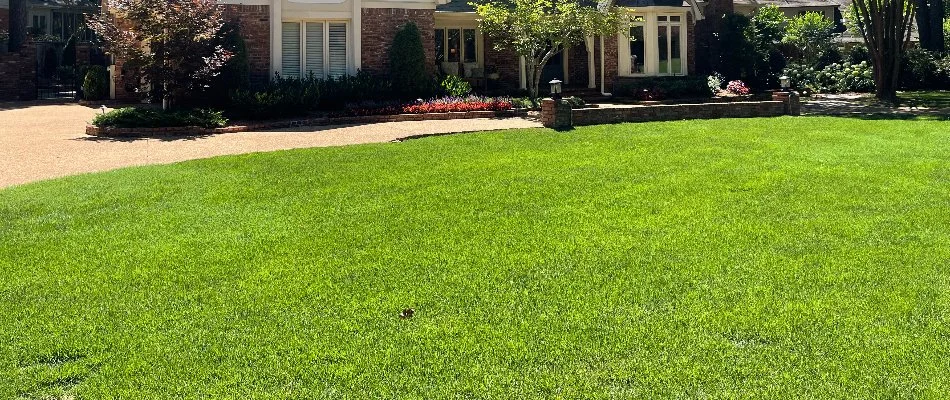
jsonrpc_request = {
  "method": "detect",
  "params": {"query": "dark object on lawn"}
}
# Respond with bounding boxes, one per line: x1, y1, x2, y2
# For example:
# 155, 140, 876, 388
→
399, 308, 415, 319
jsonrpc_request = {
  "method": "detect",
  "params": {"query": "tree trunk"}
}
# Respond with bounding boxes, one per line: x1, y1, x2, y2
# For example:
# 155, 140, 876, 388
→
8, 0, 29, 51
930, 0, 945, 51
916, 0, 933, 49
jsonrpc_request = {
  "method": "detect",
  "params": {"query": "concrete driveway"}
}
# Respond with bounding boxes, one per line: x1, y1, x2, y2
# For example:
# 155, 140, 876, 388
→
0, 103, 541, 189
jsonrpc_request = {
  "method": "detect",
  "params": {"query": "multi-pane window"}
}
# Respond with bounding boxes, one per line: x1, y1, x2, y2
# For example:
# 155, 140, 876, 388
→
32, 15, 48, 34
657, 15, 683, 75
281, 21, 348, 79
629, 18, 645, 74
435, 28, 477, 64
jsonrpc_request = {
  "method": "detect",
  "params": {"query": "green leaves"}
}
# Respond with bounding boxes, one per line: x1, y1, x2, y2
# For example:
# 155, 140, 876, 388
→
474, 0, 627, 96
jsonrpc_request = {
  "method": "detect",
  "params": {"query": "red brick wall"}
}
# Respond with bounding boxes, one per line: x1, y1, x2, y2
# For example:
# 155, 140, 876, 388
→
603, 35, 618, 93
361, 8, 435, 76
567, 42, 589, 88
687, 11, 696, 75
0, 41, 37, 101
483, 36, 520, 90
572, 101, 785, 126
0, 8, 9, 32
223, 4, 270, 87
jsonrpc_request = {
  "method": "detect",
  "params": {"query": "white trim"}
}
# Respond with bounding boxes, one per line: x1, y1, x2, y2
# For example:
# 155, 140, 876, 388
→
283, 11, 353, 19
600, 35, 608, 95
362, 1, 436, 8
586, 36, 595, 89
617, 11, 688, 77
270, 0, 282, 77
562, 47, 570, 85
352, 0, 362, 72
518, 56, 526, 90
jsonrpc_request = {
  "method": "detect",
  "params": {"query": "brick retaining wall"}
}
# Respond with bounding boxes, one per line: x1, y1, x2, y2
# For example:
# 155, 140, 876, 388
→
570, 101, 786, 126
540, 100, 790, 128
0, 42, 37, 101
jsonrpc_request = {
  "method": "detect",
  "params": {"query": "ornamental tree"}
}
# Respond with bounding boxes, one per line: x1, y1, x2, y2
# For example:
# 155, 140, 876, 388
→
782, 11, 836, 65
88, 0, 232, 108
474, 0, 627, 98
849, 0, 916, 100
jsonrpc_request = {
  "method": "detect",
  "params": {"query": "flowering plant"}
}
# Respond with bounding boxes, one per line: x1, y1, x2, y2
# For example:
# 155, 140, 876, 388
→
725, 80, 750, 95
402, 96, 513, 114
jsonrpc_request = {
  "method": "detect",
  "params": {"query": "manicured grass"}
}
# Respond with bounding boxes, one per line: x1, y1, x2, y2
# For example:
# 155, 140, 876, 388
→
899, 90, 950, 108
2, 117, 950, 398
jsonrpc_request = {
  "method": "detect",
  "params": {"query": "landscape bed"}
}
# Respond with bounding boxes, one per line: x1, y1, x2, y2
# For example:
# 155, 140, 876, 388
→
3, 116, 950, 398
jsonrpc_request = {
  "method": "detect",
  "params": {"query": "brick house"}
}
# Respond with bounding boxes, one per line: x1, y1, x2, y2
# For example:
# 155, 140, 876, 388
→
219, 0, 710, 94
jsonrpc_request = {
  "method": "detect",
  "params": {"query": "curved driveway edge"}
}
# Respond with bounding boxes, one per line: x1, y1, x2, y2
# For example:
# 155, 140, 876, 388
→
0, 104, 542, 189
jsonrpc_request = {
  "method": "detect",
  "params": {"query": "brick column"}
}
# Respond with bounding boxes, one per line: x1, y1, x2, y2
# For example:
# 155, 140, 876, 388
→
541, 98, 573, 130
771, 91, 801, 116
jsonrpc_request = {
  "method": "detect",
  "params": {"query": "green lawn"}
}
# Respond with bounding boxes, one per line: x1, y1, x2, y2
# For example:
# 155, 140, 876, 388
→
899, 90, 950, 108
2, 117, 950, 398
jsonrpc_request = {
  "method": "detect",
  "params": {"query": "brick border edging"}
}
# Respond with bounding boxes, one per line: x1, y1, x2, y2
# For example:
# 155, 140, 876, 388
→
85, 110, 528, 137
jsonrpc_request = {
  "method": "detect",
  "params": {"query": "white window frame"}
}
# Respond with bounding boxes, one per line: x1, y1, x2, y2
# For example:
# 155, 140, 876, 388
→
281, 19, 350, 79
656, 14, 686, 76
434, 26, 482, 66
617, 9, 689, 77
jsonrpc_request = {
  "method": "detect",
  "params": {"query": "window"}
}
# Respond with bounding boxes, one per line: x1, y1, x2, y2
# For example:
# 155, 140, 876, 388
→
281, 21, 348, 79
435, 29, 445, 63
629, 20, 645, 74
463, 29, 476, 63
32, 15, 47, 34
657, 15, 683, 75
435, 28, 478, 64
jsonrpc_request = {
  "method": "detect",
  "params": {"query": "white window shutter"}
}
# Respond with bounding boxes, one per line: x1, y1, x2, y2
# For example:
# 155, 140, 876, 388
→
281, 22, 301, 79
305, 22, 325, 79
328, 23, 348, 78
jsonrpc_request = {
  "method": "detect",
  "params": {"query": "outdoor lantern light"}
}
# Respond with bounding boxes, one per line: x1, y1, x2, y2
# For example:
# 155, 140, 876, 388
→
780, 75, 791, 91
549, 79, 563, 100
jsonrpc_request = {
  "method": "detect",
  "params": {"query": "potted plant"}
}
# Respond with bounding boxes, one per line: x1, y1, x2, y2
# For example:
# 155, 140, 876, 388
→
0, 30, 9, 55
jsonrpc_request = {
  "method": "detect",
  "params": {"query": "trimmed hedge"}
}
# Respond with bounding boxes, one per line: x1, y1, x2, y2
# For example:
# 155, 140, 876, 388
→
92, 108, 228, 129
613, 76, 711, 100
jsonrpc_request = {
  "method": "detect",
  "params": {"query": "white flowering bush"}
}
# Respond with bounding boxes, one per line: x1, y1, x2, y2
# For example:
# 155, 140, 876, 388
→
783, 61, 874, 93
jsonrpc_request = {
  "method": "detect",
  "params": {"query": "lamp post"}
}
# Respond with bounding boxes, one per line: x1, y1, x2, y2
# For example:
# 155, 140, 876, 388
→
549, 79, 562, 101
779, 75, 791, 92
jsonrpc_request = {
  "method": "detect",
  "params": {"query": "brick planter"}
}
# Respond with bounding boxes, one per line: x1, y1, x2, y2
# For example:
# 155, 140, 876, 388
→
86, 110, 528, 137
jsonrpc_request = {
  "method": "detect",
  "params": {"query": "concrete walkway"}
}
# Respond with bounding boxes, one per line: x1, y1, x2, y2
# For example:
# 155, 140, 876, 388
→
0, 103, 541, 189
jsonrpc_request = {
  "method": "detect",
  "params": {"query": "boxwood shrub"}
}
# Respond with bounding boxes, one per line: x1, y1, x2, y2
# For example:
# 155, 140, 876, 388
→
613, 76, 711, 101
92, 108, 228, 129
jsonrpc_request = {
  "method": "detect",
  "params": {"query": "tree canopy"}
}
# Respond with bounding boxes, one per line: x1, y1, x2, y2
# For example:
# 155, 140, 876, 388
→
89, 0, 233, 108
474, 0, 627, 97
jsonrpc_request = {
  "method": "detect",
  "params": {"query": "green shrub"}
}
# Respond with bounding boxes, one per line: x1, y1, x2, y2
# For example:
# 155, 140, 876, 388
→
227, 70, 396, 119
92, 108, 228, 128
83, 65, 110, 101
783, 12, 836, 65
846, 45, 871, 64
563, 96, 585, 108
390, 22, 433, 98
783, 61, 874, 93
901, 47, 949, 90
441, 75, 471, 97
511, 97, 539, 109
613, 76, 711, 100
